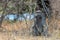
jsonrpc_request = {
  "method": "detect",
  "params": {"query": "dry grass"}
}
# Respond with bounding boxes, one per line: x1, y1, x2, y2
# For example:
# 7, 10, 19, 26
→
2, 20, 34, 31
0, 20, 60, 40
0, 31, 60, 40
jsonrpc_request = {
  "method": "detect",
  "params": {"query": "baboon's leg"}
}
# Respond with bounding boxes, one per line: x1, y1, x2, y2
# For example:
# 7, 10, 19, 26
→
37, 25, 44, 36
42, 24, 48, 36
32, 26, 41, 36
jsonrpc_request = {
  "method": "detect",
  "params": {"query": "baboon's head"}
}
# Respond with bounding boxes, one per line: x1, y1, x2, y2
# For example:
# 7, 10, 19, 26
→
35, 15, 42, 22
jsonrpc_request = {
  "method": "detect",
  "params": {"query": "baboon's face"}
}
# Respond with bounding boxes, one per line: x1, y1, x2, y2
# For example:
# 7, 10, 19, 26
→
35, 15, 42, 22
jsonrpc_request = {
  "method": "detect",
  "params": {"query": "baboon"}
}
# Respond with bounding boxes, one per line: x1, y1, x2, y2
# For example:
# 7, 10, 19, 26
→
32, 10, 48, 36
32, 15, 44, 36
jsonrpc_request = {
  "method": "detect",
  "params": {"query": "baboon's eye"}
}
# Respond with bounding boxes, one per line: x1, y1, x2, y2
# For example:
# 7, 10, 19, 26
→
38, 16, 42, 19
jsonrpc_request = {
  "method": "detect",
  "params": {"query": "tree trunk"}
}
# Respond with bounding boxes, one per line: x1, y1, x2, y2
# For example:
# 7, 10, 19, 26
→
0, 14, 5, 27
0, 1, 7, 27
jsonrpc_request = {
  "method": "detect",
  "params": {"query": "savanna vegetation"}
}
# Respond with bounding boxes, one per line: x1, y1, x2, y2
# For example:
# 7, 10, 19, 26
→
0, 0, 60, 40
